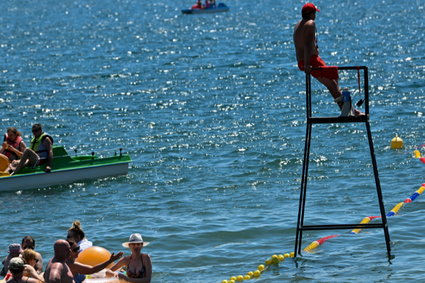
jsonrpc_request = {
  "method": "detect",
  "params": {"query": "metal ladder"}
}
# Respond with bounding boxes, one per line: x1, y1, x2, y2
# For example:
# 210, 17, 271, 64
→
294, 66, 392, 259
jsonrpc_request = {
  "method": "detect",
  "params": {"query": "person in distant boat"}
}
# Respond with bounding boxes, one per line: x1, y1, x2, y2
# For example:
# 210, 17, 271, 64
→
192, 0, 204, 9
9, 123, 53, 174
5, 257, 39, 283
22, 249, 45, 282
293, 3, 363, 116
0, 127, 26, 162
205, 0, 216, 8
66, 240, 123, 283
67, 220, 93, 252
43, 240, 75, 283
110, 233, 152, 283
21, 235, 44, 273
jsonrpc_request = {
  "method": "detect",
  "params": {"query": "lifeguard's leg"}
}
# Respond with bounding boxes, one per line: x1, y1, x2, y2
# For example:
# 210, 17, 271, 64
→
315, 77, 342, 101
315, 76, 364, 116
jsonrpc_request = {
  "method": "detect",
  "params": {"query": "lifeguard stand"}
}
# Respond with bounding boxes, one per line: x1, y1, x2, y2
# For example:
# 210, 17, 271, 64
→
294, 66, 392, 259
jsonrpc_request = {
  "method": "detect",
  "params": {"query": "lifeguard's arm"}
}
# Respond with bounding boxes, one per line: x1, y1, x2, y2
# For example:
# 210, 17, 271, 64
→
303, 20, 316, 72
70, 252, 124, 275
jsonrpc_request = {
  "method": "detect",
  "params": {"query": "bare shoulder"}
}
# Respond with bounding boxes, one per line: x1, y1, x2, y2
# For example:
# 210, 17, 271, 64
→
44, 136, 53, 145
303, 20, 315, 30
142, 253, 151, 262
121, 255, 132, 263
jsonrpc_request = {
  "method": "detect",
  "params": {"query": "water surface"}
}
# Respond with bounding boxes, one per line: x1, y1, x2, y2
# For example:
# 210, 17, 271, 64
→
1, 0, 424, 282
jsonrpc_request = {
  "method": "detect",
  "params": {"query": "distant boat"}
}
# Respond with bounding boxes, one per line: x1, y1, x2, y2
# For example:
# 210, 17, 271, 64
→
182, 3, 229, 14
0, 146, 131, 192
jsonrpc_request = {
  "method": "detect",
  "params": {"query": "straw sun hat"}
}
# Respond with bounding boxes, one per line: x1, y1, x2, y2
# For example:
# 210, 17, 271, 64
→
122, 233, 150, 248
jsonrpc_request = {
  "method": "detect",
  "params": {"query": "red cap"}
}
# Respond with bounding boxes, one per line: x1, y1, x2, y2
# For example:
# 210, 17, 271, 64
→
302, 3, 320, 13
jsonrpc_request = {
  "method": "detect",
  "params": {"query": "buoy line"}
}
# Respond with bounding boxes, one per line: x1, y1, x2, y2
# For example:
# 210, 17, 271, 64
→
221, 184, 425, 282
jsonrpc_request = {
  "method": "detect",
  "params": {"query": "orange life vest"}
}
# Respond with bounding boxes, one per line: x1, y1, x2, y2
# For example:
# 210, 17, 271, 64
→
3, 133, 23, 160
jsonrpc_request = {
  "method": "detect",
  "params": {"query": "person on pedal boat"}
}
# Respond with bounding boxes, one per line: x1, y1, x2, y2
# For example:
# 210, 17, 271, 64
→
9, 123, 53, 174
0, 127, 26, 162
192, 0, 204, 9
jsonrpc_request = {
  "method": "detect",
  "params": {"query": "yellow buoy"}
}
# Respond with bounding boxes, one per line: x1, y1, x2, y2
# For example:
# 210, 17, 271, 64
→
413, 150, 421, 158
390, 134, 403, 149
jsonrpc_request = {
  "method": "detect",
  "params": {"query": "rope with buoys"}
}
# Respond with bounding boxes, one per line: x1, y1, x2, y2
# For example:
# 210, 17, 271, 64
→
221, 184, 425, 282
413, 149, 425, 164
303, 184, 425, 252
221, 252, 295, 283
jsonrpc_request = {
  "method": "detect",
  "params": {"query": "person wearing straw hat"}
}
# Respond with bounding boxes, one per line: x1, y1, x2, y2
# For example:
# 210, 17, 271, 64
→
110, 233, 152, 283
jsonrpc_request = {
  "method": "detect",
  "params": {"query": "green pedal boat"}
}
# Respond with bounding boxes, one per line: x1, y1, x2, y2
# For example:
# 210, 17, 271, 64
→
0, 146, 131, 192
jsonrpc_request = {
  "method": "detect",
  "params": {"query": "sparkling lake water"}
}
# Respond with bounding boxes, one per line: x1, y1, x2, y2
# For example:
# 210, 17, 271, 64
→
1, 0, 425, 282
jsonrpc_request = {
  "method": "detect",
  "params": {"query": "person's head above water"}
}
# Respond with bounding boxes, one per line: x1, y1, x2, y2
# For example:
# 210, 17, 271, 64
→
53, 239, 71, 261
67, 220, 85, 242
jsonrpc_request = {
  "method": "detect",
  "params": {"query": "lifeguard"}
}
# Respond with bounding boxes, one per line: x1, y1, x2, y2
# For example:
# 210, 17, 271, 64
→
293, 3, 363, 116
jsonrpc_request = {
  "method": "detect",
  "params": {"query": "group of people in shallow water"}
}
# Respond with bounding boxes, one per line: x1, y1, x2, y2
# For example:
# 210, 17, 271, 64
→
191, 0, 217, 9
0, 124, 53, 175
1, 221, 152, 283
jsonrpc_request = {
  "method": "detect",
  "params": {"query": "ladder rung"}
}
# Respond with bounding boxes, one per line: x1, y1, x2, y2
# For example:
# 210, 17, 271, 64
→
300, 223, 386, 231
308, 115, 369, 124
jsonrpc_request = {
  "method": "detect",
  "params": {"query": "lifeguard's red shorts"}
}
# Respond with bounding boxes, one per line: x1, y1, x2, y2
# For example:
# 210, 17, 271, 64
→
298, 55, 338, 80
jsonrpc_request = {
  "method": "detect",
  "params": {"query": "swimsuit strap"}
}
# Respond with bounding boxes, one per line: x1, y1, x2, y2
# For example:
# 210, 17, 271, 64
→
127, 255, 145, 278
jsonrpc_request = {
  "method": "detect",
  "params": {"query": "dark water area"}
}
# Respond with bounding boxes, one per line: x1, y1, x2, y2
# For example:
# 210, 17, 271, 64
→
1, 0, 424, 282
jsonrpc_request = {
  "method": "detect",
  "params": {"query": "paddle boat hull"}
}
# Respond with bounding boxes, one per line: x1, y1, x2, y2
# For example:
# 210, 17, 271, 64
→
182, 3, 229, 14
0, 146, 131, 192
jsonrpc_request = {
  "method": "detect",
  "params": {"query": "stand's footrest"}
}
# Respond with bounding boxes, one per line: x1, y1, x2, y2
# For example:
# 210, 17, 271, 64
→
308, 115, 369, 124
300, 223, 386, 231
